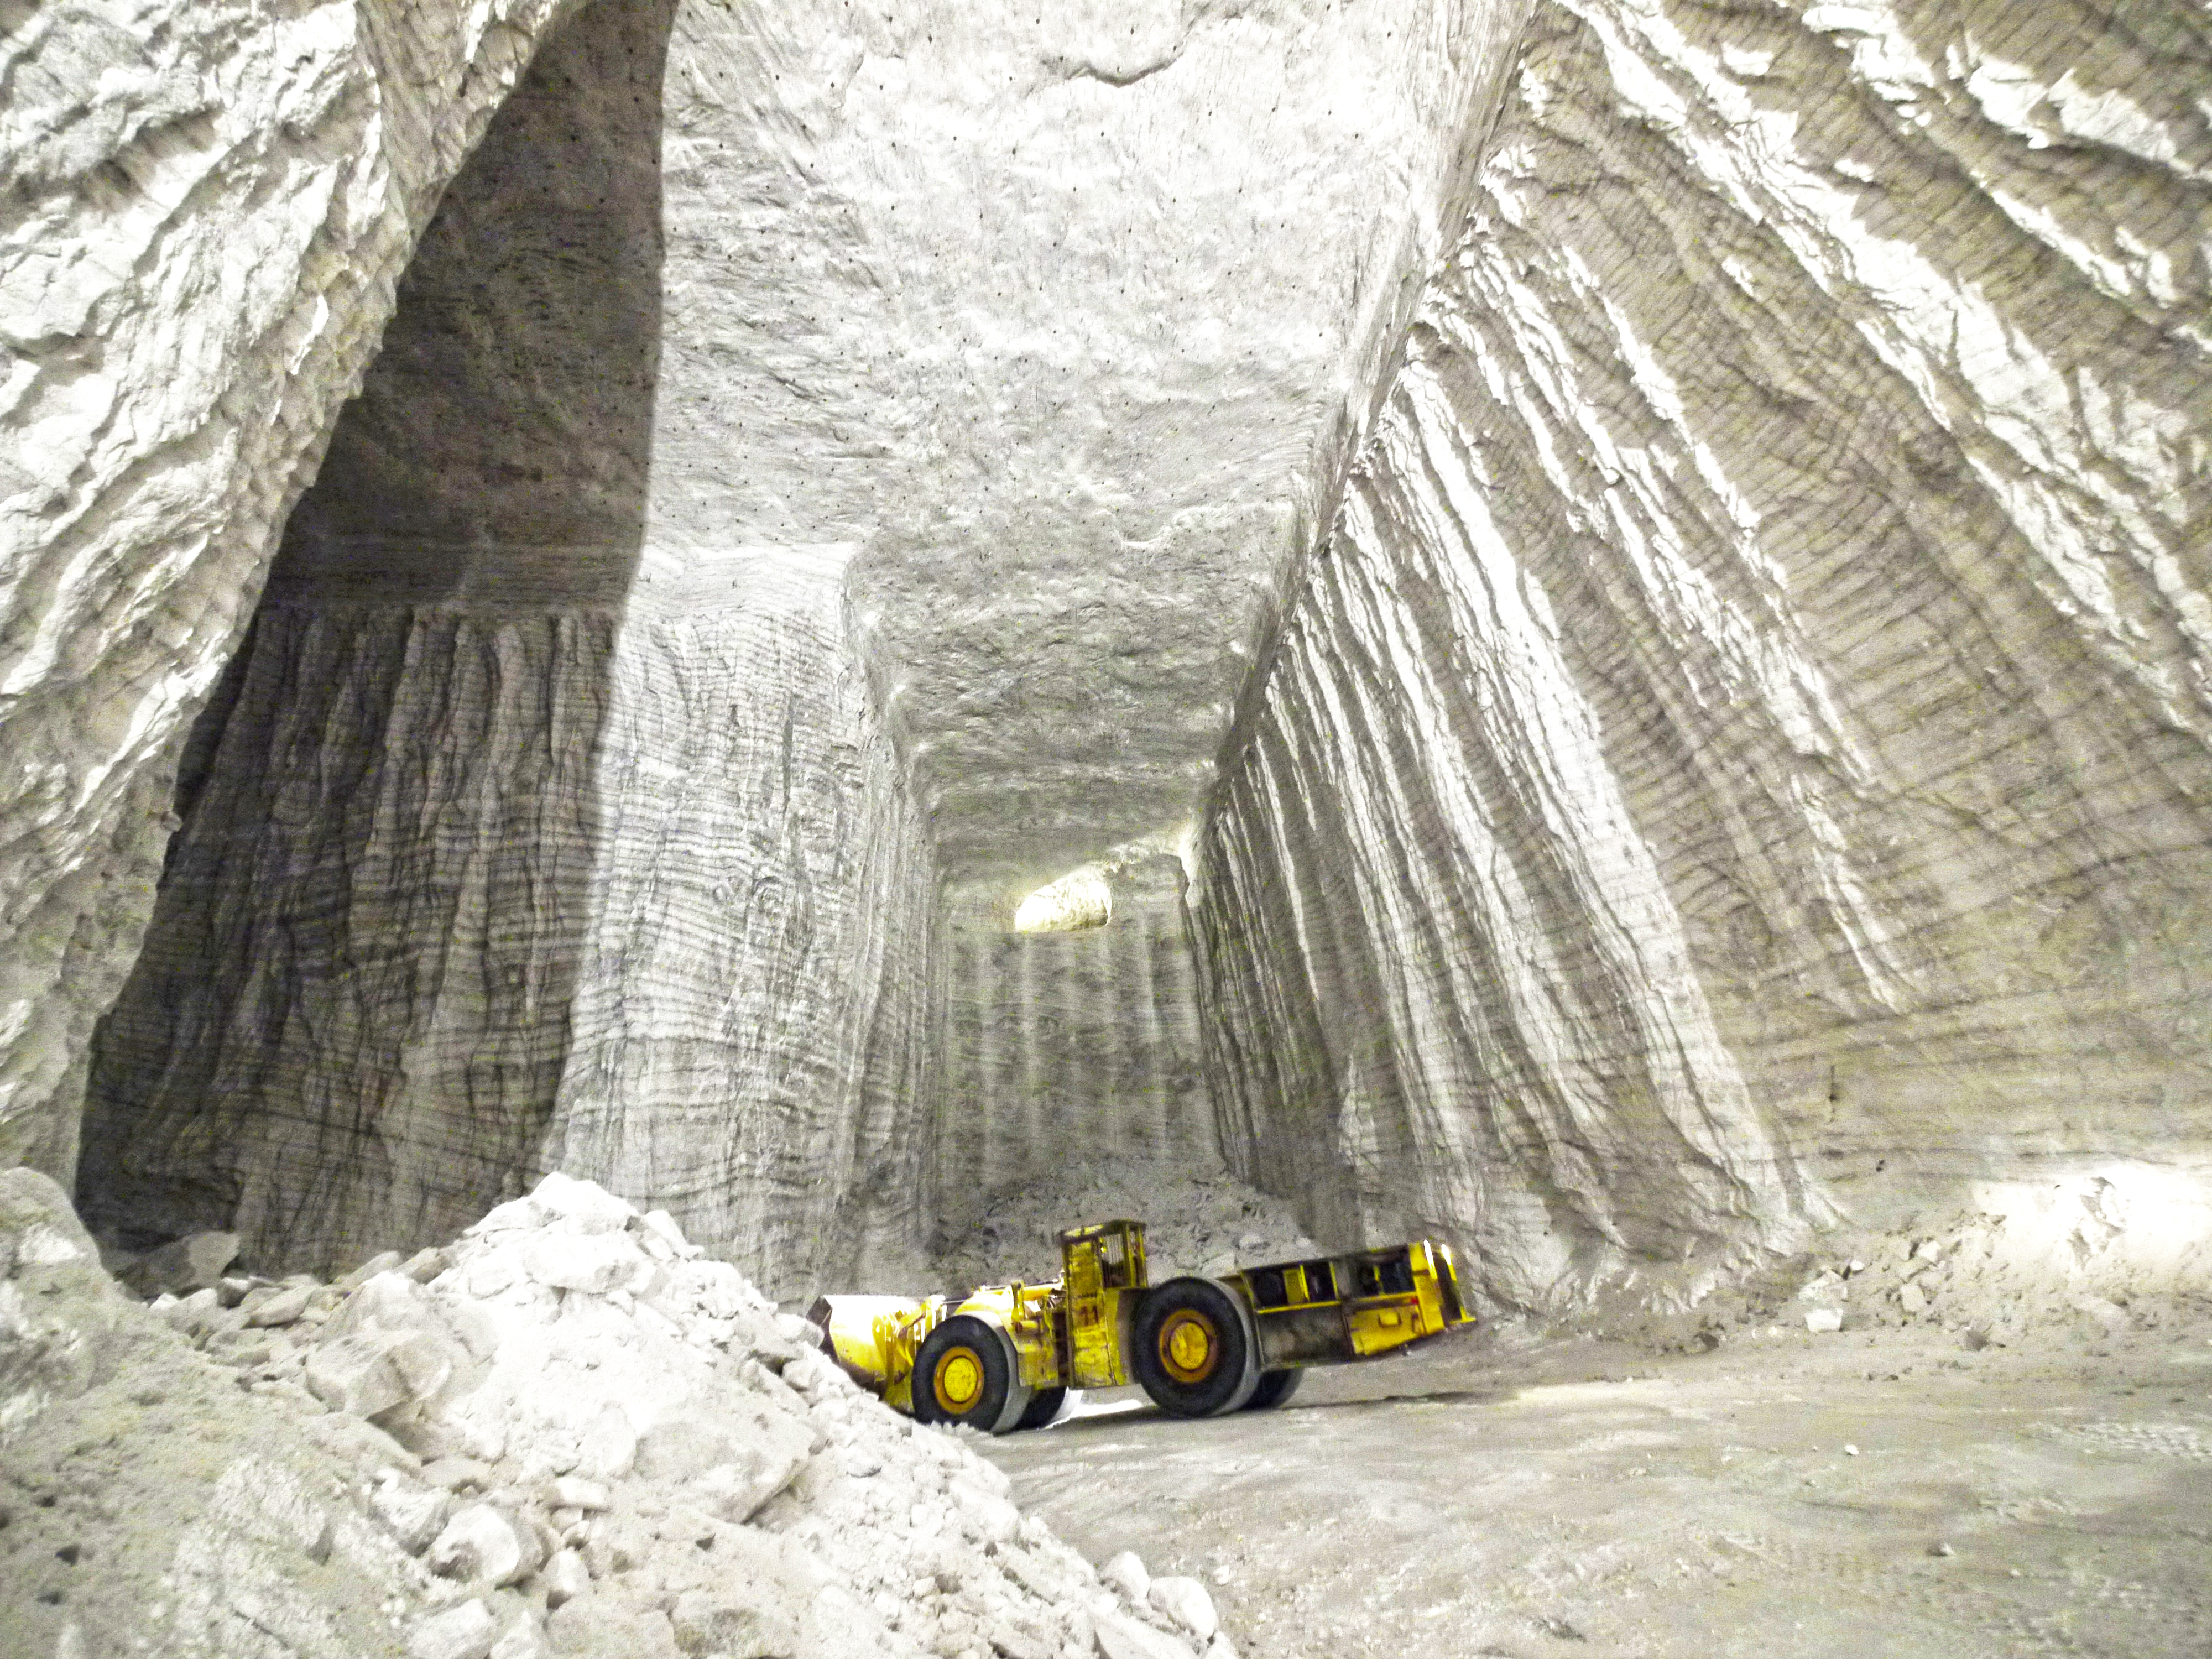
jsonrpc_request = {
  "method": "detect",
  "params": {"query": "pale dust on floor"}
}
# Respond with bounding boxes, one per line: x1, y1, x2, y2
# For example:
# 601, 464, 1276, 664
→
981, 1318, 2212, 1658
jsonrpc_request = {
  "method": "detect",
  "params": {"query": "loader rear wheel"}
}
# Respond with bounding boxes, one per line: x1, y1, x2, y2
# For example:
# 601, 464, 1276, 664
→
1134, 1279, 1260, 1418
913, 1316, 1032, 1434
1241, 1369, 1302, 1411
1015, 1386, 1067, 1430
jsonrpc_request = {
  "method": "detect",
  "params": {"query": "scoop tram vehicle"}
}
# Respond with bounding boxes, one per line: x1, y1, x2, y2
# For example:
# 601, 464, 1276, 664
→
808, 1219, 1475, 1432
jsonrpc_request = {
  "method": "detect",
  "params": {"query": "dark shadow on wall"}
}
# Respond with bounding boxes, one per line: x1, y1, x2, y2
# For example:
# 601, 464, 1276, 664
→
76, 0, 677, 1271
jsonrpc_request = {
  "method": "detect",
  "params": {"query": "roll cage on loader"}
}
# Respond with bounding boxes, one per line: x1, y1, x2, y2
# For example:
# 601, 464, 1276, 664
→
810, 1219, 1475, 1433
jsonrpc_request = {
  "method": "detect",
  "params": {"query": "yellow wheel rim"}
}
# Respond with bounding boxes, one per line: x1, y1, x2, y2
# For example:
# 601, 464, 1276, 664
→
1159, 1309, 1219, 1385
933, 1344, 987, 1414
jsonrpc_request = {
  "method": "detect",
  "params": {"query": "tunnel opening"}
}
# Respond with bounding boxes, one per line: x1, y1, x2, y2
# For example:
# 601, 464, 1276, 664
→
1011, 865, 1113, 934
73, 0, 679, 1272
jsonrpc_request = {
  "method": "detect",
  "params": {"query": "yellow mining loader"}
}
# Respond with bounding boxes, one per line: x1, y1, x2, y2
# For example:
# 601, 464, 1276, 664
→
810, 1220, 1474, 1432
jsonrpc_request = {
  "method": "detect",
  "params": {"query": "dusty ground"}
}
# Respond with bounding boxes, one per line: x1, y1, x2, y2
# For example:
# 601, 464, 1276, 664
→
982, 1318, 2212, 1658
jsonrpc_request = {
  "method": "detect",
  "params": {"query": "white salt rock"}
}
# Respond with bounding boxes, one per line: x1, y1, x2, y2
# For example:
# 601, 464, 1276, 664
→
957, 1486, 1021, 1546
336, 1250, 406, 1292
1804, 1307, 1844, 1334
687, 1437, 809, 1523
335, 1270, 446, 1335
408, 1599, 497, 1659
529, 1173, 636, 1234
1149, 1578, 1218, 1641
371, 1474, 451, 1553
547, 1475, 611, 1512
524, 1232, 645, 1295
1100, 1551, 1150, 1604
1204, 1636, 1241, 1659
670, 1585, 802, 1659
543, 1548, 591, 1608
675, 1259, 749, 1319
487, 1613, 550, 1659
547, 1596, 682, 1659
429, 1504, 541, 1587
574, 1407, 639, 1481
640, 1209, 700, 1258
305, 1332, 413, 1418
464, 1253, 518, 1298
243, 1281, 315, 1327
470, 1199, 543, 1239
775, 1311, 826, 1350
122, 1231, 237, 1297
1094, 1606, 1196, 1659
161, 1287, 220, 1335
421, 1456, 496, 1493
1898, 1282, 1928, 1316
653, 1506, 718, 1547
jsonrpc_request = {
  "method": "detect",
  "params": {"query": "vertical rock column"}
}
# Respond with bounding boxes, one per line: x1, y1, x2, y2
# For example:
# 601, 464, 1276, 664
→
77, 0, 675, 1268
545, 554, 942, 1299
0, 0, 588, 1177
77, 0, 946, 1295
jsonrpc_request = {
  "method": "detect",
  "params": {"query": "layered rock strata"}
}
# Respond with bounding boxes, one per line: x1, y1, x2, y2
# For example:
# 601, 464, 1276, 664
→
1191, 0, 2212, 1308
937, 856, 1216, 1237
0, 0, 587, 1177
80, 1, 942, 1297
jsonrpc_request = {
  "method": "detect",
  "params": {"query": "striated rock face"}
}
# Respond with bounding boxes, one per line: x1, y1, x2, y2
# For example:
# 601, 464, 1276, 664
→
938, 855, 1217, 1237
17, 0, 2212, 1317
543, 571, 943, 1298
79, 0, 941, 1297
49, 0, 1531, 1285
1191, 0, 2212, 1307
82, 607, 619, 1266
0, 0, 587, 1177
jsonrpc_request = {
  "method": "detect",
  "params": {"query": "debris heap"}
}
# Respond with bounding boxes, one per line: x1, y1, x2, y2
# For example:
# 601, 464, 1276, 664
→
3, 1168, 1235, 1659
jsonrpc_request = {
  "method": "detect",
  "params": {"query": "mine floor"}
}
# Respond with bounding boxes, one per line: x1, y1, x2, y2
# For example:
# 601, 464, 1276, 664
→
982, 1319, 2212, 1658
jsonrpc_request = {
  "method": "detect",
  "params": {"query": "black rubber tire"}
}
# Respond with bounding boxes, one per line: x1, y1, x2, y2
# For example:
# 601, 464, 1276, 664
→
1133, 1278, 1260, 1418
1241, 1368, 1303, 1411
1015, 1385, 1068, 1431
912, 1316, 1032, 1434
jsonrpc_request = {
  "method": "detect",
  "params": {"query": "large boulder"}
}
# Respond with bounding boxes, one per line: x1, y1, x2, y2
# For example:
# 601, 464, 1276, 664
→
0, 1167, 129, 1439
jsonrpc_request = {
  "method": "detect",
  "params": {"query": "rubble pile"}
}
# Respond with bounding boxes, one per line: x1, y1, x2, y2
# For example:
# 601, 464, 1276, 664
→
4, 1168, 1239, 1659
935, 1160, 1320, 1295
1585, 1170, 2212, 1356
1784, 1175, 2212, 1349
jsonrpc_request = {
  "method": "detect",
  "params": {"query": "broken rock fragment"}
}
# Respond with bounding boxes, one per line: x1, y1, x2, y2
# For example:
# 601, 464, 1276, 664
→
429, 1503, 544, 1586
1100, 1550, 1151, 1604
119, 1230, 238, 1299
1149, 1577, 1218, 1641
410, 1598, 498, 1659
524, 1231, 648, 1295
1094, 1606, 1198, 1659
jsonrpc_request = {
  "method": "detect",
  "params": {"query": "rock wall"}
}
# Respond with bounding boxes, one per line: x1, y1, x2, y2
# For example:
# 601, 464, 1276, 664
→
0, 0, 586, 1177
80, 607, 619, 1269
544, 565, 944, 1299
938, 856, 1217, 1237
1192, 0, 2212, 1310
79, 0, 943, 1298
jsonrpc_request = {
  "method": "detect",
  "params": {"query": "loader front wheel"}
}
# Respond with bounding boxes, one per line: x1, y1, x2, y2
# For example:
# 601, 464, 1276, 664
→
1015, 1386, 1067, 1430
913, 1316, 1032, 1434
1134, 1279, 1259, 1418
